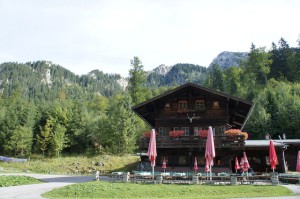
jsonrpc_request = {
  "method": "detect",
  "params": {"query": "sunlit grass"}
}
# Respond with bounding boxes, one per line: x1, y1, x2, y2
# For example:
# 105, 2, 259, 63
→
0, 154, 139, 174
43, 181, 294, 199
0, 175, 42, 187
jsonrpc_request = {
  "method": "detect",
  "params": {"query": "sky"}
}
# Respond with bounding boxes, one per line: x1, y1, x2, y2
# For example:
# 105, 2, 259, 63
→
0, 0, 299, 77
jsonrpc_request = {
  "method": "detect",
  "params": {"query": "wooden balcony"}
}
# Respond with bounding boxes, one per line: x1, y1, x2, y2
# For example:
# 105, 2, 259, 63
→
139, 135, 245, 150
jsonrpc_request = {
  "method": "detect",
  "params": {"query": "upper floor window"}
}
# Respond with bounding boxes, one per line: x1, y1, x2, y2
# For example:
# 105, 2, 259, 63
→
164, 103, 171, 110
178, 100, 187, 109
195, 100, 205, 110
212, 100, 220, 109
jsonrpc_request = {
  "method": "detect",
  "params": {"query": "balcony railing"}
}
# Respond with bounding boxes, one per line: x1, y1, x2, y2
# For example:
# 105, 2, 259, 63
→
140, 135, 245, 149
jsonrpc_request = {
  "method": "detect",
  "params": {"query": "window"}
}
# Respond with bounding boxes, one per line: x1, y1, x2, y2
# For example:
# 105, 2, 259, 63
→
193, 127, 204, 136
178, 100, 187, 109
173, 127, 179, 131
195, 100, 205, 110
181, 127, 189, 136
164, 103, 171, 110
158, 127, 166, 136
212, 100, 220, 109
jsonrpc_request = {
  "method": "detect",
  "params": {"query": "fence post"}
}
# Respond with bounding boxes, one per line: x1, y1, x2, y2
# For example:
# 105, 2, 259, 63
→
94, 171, 100, 181
192, 174, 199, 184
123, 172, 130, 183
230, 174, 237, 185
271, 172, 279, 186
156, 174, 163, 184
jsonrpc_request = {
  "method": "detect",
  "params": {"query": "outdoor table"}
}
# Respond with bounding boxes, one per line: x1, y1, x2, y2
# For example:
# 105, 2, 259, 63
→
111, 172, 123, 175
161, 172, 171, 176
111, 171, 123, 178
172, 173, 187, 180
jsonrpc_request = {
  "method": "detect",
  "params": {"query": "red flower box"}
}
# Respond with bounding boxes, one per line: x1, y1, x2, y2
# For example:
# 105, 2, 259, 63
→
197, 130, 208, 138
224, 129, 248, 140
169, 130, 185, 137
143, 130, 157, 137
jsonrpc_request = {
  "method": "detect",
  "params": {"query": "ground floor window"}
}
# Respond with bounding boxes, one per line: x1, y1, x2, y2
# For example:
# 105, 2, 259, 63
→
181, 127, 189, 135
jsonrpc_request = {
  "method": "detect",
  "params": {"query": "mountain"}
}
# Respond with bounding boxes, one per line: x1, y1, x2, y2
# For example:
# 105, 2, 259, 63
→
209, 51, 248, 69
147, 63, 208, 87
0, 61, 125, 102
0, 51, 247, 101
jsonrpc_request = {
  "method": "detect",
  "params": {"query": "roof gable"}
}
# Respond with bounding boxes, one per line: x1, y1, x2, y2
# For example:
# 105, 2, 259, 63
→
132, 83, 253, 128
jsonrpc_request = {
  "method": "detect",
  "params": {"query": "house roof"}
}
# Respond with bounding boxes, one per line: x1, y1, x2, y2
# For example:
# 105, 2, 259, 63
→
245, 139, 300, 148
132, 83, 253, 128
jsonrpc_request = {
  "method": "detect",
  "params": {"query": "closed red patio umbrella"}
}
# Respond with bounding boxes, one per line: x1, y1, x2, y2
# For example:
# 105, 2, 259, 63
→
243, 152, 250, 173
147, 129, 157, 177
162, 157, 167, 172
297, 151, 300, 172
269, 140, 278, 172
235, 157, 240, 173
205, 126, 215, 181
194, 157, 198, 171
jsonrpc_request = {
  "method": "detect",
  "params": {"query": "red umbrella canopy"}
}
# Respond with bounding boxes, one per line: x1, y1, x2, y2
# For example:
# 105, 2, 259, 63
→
297, 151, 300, 172
162, 157, 167, 169
194, 157, 198, 171
269, 140, 278, 171
235, 157, 241, 171
205, 126, 215, 166
147, 129, 157, 167
243, 152, 250, 172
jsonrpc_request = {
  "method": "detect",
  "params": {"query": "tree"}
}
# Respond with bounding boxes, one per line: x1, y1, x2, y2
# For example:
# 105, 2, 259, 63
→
205, 64, 224, 91
51, 124, 67, 157
37, 119, 52, 156
106, 94, 137, 154
244, 43, 272, 86
128, 57, 147, 105
223, 66, 242, 96
3, 126, 33, 156
269, 38, 292, 79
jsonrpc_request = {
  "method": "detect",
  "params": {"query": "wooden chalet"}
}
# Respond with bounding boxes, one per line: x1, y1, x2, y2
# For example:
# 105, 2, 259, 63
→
133, 83, 256, 173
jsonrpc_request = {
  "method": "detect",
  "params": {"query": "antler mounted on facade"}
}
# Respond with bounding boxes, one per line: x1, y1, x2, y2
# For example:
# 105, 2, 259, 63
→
187, 113, 196, 123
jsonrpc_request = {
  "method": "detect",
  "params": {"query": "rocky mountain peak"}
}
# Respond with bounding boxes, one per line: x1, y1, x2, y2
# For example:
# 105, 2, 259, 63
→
152, 64, 172, 76
209, 51, 248, 68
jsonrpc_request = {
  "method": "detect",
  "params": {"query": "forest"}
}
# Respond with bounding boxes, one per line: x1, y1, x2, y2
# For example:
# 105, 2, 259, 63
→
0, 37, 299, 158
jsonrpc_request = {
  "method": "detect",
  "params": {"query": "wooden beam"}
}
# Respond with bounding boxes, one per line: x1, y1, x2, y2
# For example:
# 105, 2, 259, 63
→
233, 121, 243, 126
234, 112, 246, 118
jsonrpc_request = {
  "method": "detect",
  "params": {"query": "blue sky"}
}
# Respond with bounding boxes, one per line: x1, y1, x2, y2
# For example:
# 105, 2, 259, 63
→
0, 0, 299, 77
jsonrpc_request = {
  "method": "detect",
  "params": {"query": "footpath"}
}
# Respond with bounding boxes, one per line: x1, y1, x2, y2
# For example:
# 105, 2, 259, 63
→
0, 173, 299, 199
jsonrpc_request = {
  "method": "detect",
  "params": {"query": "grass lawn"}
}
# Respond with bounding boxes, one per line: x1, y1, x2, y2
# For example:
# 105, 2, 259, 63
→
0, 175, 42, 187
0, 154, 139, 174
43, 181, 294, 199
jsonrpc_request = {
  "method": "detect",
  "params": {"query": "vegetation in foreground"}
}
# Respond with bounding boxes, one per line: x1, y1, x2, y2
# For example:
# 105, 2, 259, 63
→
0, 175, 42, 187
43, 181, 294, 199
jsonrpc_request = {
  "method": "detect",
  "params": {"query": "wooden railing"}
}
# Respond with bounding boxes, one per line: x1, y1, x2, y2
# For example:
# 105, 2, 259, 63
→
139, 135, 245, 149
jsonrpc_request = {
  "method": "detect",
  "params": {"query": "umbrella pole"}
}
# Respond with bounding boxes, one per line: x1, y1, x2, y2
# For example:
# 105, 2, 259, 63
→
210, 165, 212, 181
152, 166, 154, 177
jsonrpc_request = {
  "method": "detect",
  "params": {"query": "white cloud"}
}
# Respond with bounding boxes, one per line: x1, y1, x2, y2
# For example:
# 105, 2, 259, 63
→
0, 0, 299, 77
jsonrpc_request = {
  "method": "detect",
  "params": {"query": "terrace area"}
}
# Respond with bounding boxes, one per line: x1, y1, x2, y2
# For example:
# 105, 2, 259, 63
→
139, 135, 246, 149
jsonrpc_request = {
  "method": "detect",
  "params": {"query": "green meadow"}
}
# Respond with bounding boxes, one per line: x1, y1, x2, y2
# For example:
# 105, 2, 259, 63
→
43, 181, 294, 199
